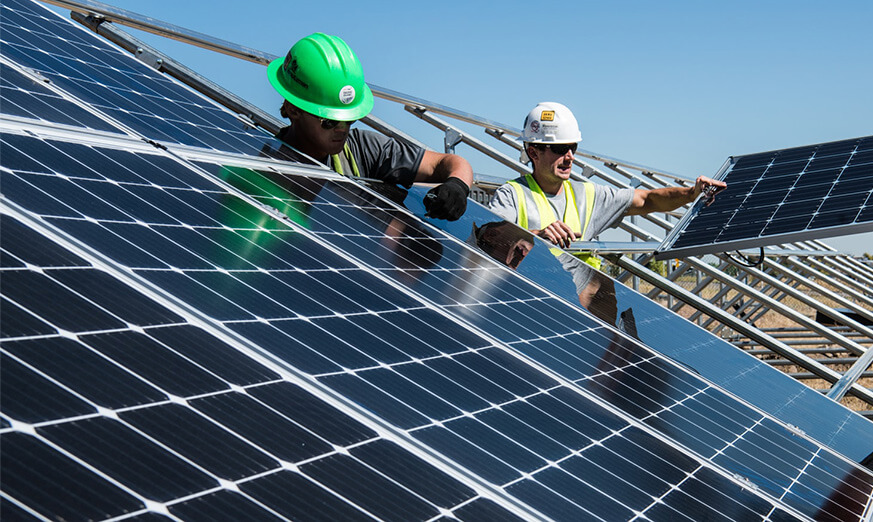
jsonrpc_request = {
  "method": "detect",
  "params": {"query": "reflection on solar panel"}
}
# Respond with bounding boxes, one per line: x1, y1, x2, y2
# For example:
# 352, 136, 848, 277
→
659, 136, 873, 258
416, 191, 873, 463
3, 1, 873, 520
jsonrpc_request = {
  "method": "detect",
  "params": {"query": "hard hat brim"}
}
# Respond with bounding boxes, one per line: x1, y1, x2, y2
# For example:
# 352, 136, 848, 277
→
267, 57, 374, 121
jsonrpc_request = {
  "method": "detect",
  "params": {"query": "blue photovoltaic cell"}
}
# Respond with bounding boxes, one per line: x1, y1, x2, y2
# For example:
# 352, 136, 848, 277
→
0, 0, 289, 156
3, 129, 871, 520
0, 63, 121, 133
659, 135, 873, 257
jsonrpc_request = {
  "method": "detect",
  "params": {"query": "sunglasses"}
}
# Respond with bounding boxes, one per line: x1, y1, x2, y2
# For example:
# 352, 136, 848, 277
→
317, 116, 356, 130
535, 143, 578, 155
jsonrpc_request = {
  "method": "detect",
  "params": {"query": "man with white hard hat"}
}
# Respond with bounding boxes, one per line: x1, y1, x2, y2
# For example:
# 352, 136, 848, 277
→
488, 102, 725, 267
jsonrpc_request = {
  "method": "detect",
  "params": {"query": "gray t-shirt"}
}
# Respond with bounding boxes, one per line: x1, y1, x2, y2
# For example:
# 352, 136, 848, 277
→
270, 127, 425, 188
488, 176, 635, 240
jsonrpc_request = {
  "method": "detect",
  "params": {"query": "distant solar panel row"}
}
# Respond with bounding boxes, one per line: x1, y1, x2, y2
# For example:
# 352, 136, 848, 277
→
2, 0, 872, 521
660, 136, 873, 257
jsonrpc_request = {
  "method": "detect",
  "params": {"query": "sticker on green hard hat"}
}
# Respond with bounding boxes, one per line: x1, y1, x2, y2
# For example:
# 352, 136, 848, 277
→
268, 33, 374, 121
339, 85, 356, 105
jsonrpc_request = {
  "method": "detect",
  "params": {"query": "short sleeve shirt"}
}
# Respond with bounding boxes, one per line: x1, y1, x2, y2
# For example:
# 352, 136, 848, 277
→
488, 176, 635, 240
271, 126, 426, 188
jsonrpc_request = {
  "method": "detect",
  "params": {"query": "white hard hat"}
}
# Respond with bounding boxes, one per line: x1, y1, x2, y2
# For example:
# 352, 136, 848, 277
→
519, 102, 582, 163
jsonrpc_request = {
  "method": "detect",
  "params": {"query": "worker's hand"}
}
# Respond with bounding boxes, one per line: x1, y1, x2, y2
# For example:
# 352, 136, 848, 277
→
536, 221, 578, 248
693, 176, 727, 206
423, 177, 470, 221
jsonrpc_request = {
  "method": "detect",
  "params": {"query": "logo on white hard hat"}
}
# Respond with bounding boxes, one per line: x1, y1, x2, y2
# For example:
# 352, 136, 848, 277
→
339, 85, 356, 105
530, 120, 540, 133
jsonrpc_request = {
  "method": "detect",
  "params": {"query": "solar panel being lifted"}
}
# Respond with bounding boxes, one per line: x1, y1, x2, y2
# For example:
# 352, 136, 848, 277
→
658, 136, 873, 258
3, 1, 873, 521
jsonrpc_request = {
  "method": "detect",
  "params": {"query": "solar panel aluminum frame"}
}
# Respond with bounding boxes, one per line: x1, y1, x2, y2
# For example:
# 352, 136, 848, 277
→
655, 155, 733, 260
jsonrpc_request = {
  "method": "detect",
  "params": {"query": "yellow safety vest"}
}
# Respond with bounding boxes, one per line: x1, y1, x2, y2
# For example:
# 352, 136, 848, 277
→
507, 174, 601, 269
330, 143, 360, 177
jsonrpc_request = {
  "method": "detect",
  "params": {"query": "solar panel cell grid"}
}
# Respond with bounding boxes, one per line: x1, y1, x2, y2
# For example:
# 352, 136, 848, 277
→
660, 135, 873, 256
0, 0, 287, 156
1, 213, 509, 521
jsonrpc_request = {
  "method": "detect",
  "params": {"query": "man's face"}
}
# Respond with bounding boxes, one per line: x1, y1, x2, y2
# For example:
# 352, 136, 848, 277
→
530, 143, 577, 184
288, 106, 354, 157
478, 223, 534, 270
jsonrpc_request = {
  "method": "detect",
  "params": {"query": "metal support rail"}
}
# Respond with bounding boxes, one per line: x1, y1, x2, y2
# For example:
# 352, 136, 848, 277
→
736, 338, 869, 347
743, 348, 855, 356
806, 256, 873, 300
685, 257, 870, 358
682, 257, 872, 401
767, 358, 862, 367
762, 258, 873, 324
830, 257, 873, 291
607, 254, 873, 405
405, 108, 528, 175
783, 256, 873, 310
793, 371, 873, 381
807, 238, 873, 279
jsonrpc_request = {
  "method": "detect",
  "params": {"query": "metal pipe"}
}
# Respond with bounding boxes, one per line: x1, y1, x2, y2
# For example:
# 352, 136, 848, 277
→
45, 0, 275, 64
763, 258, 873, 324
607, 254, 873, 405
687, 257, 870, 357
785, 256, 873, 307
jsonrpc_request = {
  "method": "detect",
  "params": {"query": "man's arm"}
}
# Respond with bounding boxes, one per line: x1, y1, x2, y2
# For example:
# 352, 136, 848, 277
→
417, 150, 474, 221
626, 175, 726, 216
415, 150, 474, 186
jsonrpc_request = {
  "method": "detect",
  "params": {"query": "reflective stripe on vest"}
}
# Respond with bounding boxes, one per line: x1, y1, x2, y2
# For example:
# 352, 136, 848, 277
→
507, 175, 601, 269
330, 143, 360, 177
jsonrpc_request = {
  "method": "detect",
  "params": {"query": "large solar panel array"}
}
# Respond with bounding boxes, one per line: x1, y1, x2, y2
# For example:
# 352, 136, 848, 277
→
659, 136, 873, 258
3, 1, 873, 520
423, 191, 873, 462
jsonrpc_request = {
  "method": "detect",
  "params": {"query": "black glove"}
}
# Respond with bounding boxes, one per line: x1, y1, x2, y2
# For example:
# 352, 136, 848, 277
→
423, 177, 470, 221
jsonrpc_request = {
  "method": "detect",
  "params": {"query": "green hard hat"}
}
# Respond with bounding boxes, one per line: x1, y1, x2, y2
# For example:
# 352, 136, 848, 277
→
267, 33, 374, 121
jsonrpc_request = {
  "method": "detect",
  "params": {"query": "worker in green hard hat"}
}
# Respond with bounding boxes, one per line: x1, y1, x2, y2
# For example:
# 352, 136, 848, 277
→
267, 32, 473, 221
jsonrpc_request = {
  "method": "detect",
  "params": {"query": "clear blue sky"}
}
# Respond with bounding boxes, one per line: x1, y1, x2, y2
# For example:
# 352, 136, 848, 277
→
46, 0, 873, 255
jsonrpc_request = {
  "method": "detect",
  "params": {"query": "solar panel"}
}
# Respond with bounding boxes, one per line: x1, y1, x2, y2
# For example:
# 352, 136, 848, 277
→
1, 200, 517, 521
3, 125, 872, 520
658, 136, 873, 258
0, 0, 288, 156
413, 193, 873, 461
0, 61, 121, 134
3, 1, 873, 520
